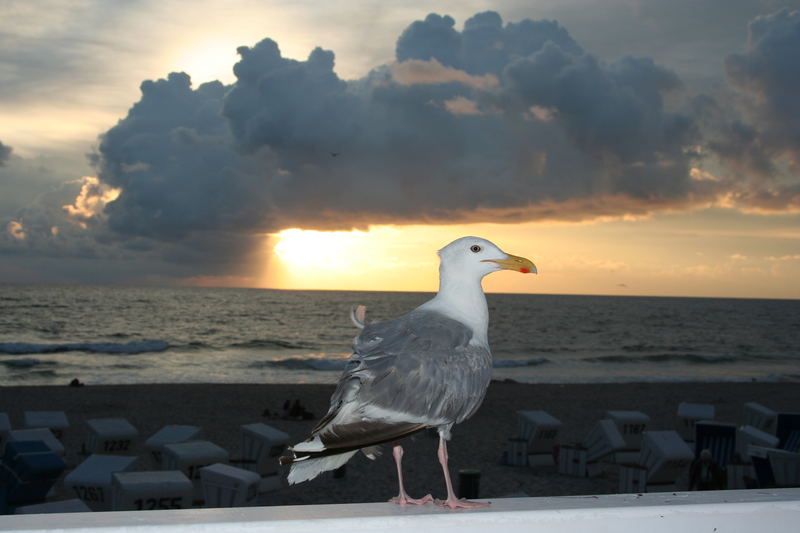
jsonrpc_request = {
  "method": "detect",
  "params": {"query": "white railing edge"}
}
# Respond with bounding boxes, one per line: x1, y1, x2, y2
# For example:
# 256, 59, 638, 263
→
1, 488, 799, 533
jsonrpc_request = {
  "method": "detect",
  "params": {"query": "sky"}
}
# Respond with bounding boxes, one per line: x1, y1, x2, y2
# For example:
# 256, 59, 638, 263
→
1, 0, 799, 299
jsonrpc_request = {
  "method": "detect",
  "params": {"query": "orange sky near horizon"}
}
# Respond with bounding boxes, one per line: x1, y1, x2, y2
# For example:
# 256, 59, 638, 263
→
223, 211, 800, 300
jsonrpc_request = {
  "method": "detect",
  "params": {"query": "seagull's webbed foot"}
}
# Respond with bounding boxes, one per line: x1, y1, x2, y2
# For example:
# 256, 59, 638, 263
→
389, 442, 433, 506
434, 434, 491, 510
434, 496, 490, 509
390, 493, 434, 506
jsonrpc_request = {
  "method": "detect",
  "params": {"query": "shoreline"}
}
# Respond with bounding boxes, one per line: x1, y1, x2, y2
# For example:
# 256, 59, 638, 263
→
1, 381, 797, 505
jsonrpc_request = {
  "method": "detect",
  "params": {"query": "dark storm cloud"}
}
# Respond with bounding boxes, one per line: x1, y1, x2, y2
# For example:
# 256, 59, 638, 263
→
0, 141, 11, 165
91, 10, 712, 250
689, 8, 800, 213
396, 11, 582, 75
725, 9, 800, 168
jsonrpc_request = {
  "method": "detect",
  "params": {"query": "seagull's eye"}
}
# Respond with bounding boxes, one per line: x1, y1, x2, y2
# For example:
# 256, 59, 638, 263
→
470, 245, 482, 253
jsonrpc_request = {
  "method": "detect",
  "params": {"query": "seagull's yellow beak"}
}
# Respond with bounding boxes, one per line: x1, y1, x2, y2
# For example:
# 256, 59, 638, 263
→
482, 254, 537, 274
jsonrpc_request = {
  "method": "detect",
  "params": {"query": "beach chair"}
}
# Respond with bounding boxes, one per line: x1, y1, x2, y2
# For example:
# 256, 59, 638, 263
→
607, 410, 649, 462
726, 461, 755, 490
776, 413, 800, 450
582, 419, 626, 463
742, 402, 777, 434
747, 445, 777, 488
736, 425, 779, 460
111, 471, 193, 511
516, 411, 562, 465
676, 403, 714, 442
783, 431, 800, 453
257, 474, 283, 493
618, 463, 648, 494
13, 499, 91, 514
505, 438, 529, 466
200, 463, 261, 508
85, 418, 138, 455
767, 448, 800, 487
557, 445, 588, 477
8, 428, 64, 456
64, 454, 139, 511
144, 425, 203, 468
162, 440, 229, 502
694, 421, 737, 468
22, 411, 69, 440
238, 423, 289, 477
0, 441, 65, 507
638, 430, 694, 489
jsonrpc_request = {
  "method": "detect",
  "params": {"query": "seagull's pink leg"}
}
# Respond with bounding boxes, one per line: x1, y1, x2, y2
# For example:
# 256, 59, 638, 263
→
434, 435, 490, 509
389, 442, 433, 505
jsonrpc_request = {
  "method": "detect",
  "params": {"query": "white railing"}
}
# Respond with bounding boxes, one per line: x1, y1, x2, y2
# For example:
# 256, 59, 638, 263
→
1, 488, 799, 532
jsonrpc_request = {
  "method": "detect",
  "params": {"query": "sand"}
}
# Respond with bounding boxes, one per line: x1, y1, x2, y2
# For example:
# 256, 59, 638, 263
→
1, 381, 798, 506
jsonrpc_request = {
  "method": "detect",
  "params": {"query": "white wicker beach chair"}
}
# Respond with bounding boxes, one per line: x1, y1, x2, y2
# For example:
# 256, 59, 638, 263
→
85, 418, 139, 455
161, 440, 229, 502
516, 410, 562, 465
143, 425, 203, 468
200, 463, 261, 508
64, 454, 139, 511
638, 430, 694, 489
111, 470, 193, 511
22, 411, 69, 440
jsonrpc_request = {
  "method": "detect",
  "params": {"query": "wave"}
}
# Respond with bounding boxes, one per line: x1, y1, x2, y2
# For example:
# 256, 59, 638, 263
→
585, 353, 738, 364
9, 369, 58, 380
0, 340, 169, 355
251, 356, 552, 372
230, 339, 310, 350
249, 357, 349, 371
0, 357, 47, 368
494, 358, 551, 368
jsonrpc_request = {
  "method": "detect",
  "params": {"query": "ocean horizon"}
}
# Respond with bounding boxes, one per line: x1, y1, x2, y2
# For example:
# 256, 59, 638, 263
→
1, 283, 798, 386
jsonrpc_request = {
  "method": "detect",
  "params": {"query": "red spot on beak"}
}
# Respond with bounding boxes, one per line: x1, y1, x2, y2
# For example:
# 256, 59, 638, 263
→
520, 267, 530, 274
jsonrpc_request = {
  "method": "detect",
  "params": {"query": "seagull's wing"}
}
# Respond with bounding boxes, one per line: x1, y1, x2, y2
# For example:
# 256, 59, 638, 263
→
301, 310, 492, 455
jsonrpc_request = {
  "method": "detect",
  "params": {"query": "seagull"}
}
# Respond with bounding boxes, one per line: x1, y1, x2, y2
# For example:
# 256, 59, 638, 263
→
280, 237, 536, 509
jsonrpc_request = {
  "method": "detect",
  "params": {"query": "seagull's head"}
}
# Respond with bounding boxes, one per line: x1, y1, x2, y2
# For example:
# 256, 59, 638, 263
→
438, 237, 537, 280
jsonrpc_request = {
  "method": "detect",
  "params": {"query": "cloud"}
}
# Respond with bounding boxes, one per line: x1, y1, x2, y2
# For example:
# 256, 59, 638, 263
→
688, 8, 800, 214
395, 11, 582, 76
6, 220, 25, 240
725, 9, 800, 167
0, 141, 11, 165
390, 58, 498, 90
62, 176, 120, 228
5, 8, 799, 281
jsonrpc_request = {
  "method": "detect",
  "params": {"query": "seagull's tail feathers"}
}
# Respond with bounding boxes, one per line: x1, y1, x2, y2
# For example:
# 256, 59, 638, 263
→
280, 420, 426, 484
283, 450, 357, 485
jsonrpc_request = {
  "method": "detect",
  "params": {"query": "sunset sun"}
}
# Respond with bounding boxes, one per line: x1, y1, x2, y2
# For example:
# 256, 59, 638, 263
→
273, 229, 369, 270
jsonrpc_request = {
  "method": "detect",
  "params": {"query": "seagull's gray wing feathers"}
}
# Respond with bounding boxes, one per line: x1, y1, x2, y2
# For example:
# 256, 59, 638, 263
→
312, 309, 492, 448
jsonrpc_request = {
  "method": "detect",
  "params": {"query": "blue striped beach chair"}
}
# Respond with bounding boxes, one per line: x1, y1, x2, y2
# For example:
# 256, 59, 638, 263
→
694, 421, 737, 468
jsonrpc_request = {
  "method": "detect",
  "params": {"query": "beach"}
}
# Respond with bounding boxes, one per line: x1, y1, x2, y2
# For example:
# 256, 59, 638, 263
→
2, 381, 797, 506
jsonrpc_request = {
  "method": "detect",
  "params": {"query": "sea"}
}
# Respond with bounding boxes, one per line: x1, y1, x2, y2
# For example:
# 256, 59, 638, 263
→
0, 284, 798, 386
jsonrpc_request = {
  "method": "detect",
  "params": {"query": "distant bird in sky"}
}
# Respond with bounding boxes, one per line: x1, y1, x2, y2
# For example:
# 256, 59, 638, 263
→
330, 152, 340, 157
281, 237, 536, 509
